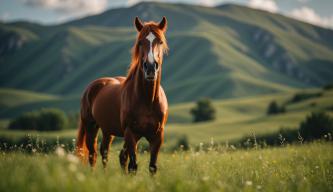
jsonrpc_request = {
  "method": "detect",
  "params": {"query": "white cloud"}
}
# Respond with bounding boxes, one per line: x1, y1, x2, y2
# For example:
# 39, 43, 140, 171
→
196, 0, 218, 6
297, 0, 309, 3
289, 6, 333, 28
127, 0, 141, 6
248, 0, 278, 13
127, 0, 218, 7
23, 0, 108, 15
0, 12, 10, 21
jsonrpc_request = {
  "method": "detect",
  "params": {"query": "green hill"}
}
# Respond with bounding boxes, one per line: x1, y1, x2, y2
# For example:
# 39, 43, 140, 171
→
1, 88, 332, 148
0, 2, 333, 104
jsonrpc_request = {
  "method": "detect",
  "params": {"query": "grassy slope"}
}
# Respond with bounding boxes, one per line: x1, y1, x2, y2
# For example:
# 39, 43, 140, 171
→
0, 142, 332, 192
0, 88, 58, 108
166, 89, 333, 145
0, 88, 79, 119
1, 88, 332, 149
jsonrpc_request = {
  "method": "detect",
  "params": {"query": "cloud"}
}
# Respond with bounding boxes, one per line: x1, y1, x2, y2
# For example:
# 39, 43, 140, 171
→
297, 0, 309, 3
23, 0, 108, 14
0, 12, 10, 21
289, 6, 333, 28
248, 0, 278, 13
126, 0, 218, 7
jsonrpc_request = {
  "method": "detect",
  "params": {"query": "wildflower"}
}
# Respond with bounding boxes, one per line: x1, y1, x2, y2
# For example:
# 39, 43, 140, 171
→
67, 154, 79, 164
32, 148, 37, 153
245, 180, 253, 186
55, 147, 65, 157
69, 163, 77, 172
76, 173, 85, 181
202, 176, 209, 181
257, 185, 262, 190
199, 142, 204, 151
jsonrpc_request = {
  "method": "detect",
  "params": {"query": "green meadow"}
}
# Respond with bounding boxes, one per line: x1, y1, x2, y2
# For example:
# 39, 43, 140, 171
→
1, 88, 332, 150
0, 142, 332, 192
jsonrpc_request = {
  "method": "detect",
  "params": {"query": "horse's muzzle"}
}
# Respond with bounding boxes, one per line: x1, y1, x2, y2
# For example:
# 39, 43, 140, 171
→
143, 62, 159, 81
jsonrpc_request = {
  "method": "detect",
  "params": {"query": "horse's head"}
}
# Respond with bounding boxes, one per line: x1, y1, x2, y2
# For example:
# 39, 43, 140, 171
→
134, 16, 168, 81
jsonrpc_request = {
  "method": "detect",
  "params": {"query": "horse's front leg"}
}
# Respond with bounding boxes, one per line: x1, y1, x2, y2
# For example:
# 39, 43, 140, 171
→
147, 130, 164, 175
124, 128, 140, 174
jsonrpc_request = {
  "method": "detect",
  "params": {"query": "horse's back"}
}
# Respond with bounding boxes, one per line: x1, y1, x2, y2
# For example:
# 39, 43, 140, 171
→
88, 77, 126, 136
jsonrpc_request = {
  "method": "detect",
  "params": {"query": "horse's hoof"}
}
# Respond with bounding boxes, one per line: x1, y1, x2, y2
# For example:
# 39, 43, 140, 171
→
128, 164, 138, 175
149, 165, 157, 175
128, 169, 137, 175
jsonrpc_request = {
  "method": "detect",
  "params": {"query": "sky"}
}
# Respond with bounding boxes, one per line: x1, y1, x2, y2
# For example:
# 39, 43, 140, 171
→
0, 0, 333, 29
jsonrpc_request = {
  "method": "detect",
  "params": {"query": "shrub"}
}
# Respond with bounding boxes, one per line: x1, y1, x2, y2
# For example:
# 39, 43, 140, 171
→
267, 101, 285, 115
67, 112, 79, 129
36, 109, 68, 131
8, 112, 39, 130
190, 98, 216, 122
174, 135, 190, 151
299, 112, 333, 141
323, 83, 333, 90
8, 108, 68, 131
289, 92, 322, 104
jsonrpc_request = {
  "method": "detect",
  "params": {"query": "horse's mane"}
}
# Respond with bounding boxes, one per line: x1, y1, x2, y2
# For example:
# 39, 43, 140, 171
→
125, 22, 169, 83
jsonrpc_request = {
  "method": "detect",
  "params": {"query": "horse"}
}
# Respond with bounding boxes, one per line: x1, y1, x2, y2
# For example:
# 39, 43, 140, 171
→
76, 16, 169, 174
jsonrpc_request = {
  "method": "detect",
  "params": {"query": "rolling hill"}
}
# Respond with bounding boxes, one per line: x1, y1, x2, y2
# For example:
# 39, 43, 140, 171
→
1, 87, 332, 148
0, 2, 333, 106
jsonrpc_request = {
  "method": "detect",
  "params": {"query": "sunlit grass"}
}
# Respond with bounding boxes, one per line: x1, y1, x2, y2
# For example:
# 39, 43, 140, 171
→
0, 142, 332, 192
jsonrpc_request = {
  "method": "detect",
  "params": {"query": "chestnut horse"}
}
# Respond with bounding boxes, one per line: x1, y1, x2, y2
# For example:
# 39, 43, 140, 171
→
76, 16, 169, 174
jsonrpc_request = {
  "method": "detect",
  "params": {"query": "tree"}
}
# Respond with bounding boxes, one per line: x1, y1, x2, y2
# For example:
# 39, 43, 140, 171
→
190, 98, 216, 122
8, 108, 68, 131
8, 112, 39, 130
37, 109, 68, 131
175, 135, 190, 151
299, 112, 333, 141
267, 101, 285, 115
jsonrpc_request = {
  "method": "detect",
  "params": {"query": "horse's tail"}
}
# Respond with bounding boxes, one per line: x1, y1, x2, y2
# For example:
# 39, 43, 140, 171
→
76, 118, 88, 163
75, 83, 96, 163
76, 78, 112, 163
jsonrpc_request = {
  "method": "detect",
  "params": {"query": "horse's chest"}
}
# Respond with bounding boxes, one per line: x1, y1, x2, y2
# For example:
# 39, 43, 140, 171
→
136, 111, 159, 127
128, 109, 162, 135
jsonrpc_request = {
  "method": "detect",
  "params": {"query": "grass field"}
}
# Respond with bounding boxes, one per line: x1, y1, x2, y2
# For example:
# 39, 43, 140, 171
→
1, 88, 332, 150
0, 142, 332, 192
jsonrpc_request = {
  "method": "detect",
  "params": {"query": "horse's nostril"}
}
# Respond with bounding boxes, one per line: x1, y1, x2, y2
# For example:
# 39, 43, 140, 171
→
143, 62, 148, 70
154, 62, 158, 70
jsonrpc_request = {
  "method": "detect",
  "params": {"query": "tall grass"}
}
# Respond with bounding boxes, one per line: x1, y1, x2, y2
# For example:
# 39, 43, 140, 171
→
0, 142, 332, 192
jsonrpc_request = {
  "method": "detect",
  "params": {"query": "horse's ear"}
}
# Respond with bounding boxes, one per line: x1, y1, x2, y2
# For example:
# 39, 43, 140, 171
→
134, 16, 143, 32
158, 16, 167, 32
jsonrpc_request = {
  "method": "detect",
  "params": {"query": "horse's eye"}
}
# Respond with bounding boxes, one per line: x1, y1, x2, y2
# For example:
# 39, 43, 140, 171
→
159, 41, 163, 45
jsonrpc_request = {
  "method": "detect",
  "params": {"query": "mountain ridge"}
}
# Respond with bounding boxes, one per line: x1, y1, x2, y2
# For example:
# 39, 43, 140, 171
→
0, 2, 333, 104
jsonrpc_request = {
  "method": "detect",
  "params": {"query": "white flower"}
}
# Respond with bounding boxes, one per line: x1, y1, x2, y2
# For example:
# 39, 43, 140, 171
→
245, 180, 253, 186
69, 163, 77, 172
55, 147, 65, 157
76, 173, 85, 181
202, 176, 209, 181
67, 154, 79, 164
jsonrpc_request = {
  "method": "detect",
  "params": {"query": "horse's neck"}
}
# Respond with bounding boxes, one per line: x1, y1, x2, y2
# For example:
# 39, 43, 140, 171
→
132, 64, 161, 104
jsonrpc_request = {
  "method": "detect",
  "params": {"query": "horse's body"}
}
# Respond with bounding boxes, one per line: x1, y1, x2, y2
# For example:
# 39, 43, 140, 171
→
76, 17, 169, 174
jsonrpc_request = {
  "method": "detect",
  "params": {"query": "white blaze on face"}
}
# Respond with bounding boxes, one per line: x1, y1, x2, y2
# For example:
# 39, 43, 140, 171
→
146, 32, 156, 64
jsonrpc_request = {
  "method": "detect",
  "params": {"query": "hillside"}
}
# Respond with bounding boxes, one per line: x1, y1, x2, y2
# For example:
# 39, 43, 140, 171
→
1, 88, 332, 148
0, 2, 333, 104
